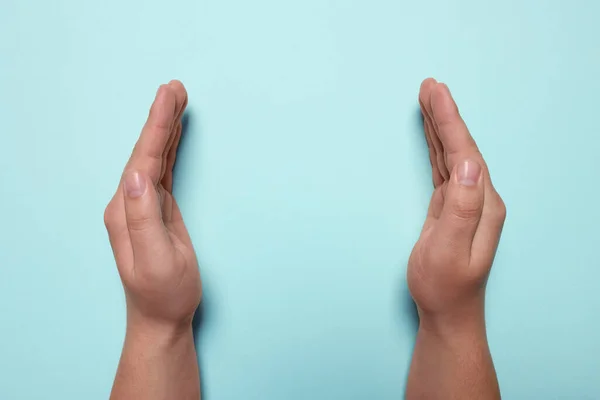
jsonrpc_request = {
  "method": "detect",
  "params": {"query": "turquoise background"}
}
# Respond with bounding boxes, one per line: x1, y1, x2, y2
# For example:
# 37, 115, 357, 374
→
1, 0, 599, 398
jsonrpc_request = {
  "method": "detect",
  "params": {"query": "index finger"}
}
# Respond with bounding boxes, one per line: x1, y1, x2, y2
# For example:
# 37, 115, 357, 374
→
125, 84, 178, 184
430, 83, 480, 173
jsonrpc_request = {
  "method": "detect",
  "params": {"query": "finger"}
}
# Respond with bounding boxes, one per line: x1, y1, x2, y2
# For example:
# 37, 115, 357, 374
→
430, 83, 480, 173
429, 82, 500, 203
162, 81, 188, 193
162, 121, 182, 193
104, 194, 133, 269
160, 185, 174, 223
169, 80, 188, 121
426, 184, 445, 220
435, 159, 484, 259
424, 117, 444, 187
420, 78, 449, 181
161, 81, 188, 177
470, 189, 506, 268
126, 85, 178, 185
122, 171, 171, 264
167, 200, 192, 239
420, 105, 443, 188
419, 80, 442, 187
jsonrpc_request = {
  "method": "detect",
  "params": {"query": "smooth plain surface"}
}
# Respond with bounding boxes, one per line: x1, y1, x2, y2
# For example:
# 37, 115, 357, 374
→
1, 0, 599, 398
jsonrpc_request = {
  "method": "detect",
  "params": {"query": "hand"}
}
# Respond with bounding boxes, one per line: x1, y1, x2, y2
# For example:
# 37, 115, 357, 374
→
408, 79, 506, 329
104, 81, 202, 333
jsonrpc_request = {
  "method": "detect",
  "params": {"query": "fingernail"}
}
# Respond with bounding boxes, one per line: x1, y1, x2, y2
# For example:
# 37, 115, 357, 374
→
457, 160, 481, 186
124, 171, 146, 198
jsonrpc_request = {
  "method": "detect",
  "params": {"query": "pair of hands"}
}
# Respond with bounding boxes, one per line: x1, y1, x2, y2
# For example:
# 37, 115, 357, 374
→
104, 78, 505, 341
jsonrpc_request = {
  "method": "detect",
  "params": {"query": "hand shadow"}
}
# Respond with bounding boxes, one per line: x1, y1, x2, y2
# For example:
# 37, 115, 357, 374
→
401, 107, 428, 333
173, 110, 211, 398
192, 300, 208, 398
397, 107, 430, 387
400, 277, 419, 333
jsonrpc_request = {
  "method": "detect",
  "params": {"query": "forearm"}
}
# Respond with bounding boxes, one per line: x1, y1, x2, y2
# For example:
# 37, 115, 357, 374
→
110, 320, 200, 400
406, 307, 500, 400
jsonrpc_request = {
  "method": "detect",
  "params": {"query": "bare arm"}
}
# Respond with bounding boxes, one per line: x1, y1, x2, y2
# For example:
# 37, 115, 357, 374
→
111, 321, 200, 400
406, 79, 504, 399
407, 307, 499, 399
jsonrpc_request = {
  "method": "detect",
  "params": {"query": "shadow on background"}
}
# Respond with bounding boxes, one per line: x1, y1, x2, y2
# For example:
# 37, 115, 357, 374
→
397, 106, 430, 389
400, 278, 419, 334
401, 106, 426, 333
174, 111, 211, 398
193, 301, 208, 398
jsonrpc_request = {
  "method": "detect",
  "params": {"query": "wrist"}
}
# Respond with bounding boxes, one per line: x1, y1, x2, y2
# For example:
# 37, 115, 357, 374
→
125, 312, 194, 347
417, 298, 487, 340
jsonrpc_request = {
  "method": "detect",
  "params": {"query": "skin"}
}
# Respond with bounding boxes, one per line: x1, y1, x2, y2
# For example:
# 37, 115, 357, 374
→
105, 78, 505, 399
104, 81, 202, 400
406, 78, 506, 399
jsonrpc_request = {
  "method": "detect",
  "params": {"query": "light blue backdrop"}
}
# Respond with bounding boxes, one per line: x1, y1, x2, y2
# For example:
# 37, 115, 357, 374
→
1, 0, 599, 398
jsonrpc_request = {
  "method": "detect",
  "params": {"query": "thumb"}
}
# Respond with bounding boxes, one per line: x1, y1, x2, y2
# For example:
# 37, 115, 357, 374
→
436, 159, 484, 256
123, 171, 170, 262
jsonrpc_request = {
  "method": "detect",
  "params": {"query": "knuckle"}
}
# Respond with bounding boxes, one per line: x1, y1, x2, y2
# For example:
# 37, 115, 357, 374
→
157, 83, 171, 97
126, 214, 155, 232
451, 198, 482, 220
492, 193, 507, 221
103, 202, 118, 229
464, 264, 489, 286
148, 85, 174, 127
